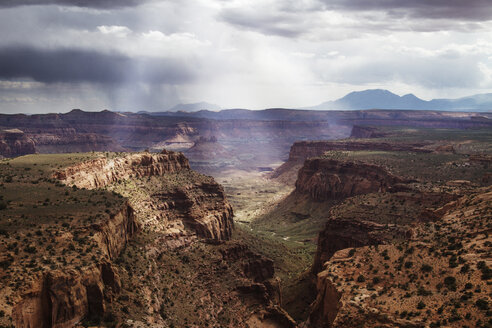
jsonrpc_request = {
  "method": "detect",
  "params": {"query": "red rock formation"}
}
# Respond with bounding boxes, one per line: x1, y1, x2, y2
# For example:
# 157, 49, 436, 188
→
54, 150, 190, 189
0, 129, 36, 158
307, 270, 341, 328
295, 158, 404, 201
312, 217, 409, 273
54, 150, 234, 241
220, 243, 275, 282
12, 203, 137, 328
153, 182, 234, 240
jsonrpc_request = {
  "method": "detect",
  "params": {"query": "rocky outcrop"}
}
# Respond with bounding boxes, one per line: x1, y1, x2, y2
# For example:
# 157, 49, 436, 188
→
54, 150, 190, 189
12, 202, 137, 328
296, 158, 404, 201
91, 202, 139, 259
0, 129, 36, 158
308, 188, 492, 327
12, 262, 120, 328
153, 181, 234, 240
307, 270, 341, 328
312, 217, 409, 273
220, 243, 275, 282
54, 150, 233, 241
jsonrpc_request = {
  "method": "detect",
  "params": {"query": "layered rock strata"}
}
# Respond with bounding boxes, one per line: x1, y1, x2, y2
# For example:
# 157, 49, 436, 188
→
0, 129, 36, 158
54, 150, 190, 189
295, 158, 404, 201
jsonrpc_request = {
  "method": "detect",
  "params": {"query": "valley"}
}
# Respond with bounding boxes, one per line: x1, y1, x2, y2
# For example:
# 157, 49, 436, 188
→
0, 109, 490, 328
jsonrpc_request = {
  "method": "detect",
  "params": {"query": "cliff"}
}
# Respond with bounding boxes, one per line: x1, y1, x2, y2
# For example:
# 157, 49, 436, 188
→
308, 188, 491, 327
0, 129, 36, 158
6, 202, 138, 328
54, 150, 190, 189
312, 217, 409, 273
295, 158, 404, 201
0, 149, 238, 328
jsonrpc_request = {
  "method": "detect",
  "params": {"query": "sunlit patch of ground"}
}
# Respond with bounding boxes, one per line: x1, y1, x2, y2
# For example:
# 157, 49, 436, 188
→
215, 168, 294, 224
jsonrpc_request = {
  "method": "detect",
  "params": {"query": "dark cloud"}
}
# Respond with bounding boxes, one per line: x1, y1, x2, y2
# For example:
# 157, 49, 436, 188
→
319, 0, 492, 21
0, 47, 194, 85
0, 0, 153, 9
219, 8, 303, 37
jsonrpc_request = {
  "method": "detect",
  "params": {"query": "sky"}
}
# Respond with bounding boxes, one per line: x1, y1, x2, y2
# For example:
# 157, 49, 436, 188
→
0, 0, 491, 113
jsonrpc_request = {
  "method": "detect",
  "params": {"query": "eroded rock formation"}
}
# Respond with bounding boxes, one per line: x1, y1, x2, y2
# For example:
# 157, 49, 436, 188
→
295, 158, 404, 201
10, 203, 138, 328
309, 188, 491, 327
54, 150, 190, 189
0, 129, 36, 158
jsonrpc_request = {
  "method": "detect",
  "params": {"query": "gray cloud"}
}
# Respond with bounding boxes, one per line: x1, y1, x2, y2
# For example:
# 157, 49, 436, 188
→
319, 0, 492, 21
0, 0, 153, 9
219, 8, 303, 38
220, 0, 492, 40
0, 47, 195, 85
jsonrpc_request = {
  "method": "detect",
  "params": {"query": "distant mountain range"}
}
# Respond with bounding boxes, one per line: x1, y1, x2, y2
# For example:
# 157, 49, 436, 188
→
306, 89, 492, 111
168, 102, 221, 112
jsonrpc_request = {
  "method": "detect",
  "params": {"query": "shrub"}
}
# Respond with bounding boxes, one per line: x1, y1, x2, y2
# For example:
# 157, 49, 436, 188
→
475, 299, 489, 311
417, 301, 426, 309
357, 275, 366, 283
444, 276, 457, 291
421, 264, 432, 273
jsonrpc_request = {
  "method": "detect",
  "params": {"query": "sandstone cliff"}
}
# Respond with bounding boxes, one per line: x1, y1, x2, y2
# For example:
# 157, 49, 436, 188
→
6, 202, 138, 328
54, 150, 190, 189
0, 129, 36, 158
295, 158, 404, 201
312, 217, 408, 274
0, 150, 238, 328
308, 188, 491, 327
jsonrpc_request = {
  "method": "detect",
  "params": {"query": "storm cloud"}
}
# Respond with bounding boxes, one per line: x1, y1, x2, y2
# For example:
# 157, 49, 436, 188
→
319, 0, 492, 21
0, 0, 491, 112
0, 47, 195, 84
0, 0, 153, 9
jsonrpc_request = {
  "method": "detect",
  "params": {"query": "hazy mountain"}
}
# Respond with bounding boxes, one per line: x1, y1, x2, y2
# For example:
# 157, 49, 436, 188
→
308, 89, 492, 111
168, 102, 221, 112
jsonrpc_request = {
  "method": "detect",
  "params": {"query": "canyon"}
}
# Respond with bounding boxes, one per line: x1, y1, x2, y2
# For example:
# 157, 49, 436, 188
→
0, 151, 292, 327
0, 109, 490, 328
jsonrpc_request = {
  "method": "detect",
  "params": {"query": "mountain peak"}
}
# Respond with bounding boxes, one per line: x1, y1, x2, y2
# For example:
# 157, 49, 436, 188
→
307, 89, 492, 111
169, 102, 221, 112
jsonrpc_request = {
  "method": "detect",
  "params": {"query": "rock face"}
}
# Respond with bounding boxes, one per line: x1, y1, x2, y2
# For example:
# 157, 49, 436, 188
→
309, 188, 492, 327
308, 270, 341, 328
152, 181, 234, 240
12, 263, 120, 328
312, 218, 408, 273
295, 158, 404, 201
12, 203, 138, 328
33, 129, 125, 154
0, 129, 36, 158
55, 150, 234, 241
54, 150, 190, 189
